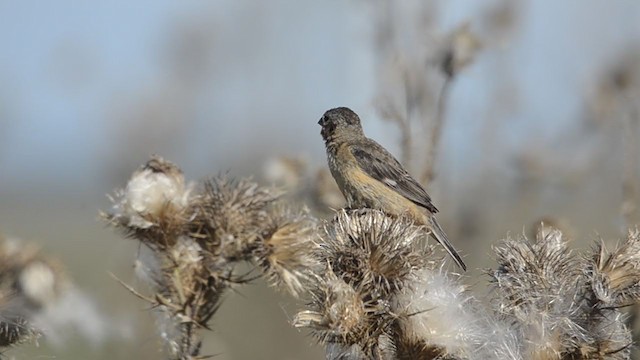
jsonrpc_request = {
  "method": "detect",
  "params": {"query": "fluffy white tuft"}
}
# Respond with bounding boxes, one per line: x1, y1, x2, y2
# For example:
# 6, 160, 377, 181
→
397, 268, 521, 360
31, 286, 131, 347
18, 261, 57, 308
115, 166, 192, 229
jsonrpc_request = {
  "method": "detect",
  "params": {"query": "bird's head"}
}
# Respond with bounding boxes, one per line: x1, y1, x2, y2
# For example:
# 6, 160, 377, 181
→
318, 107, 364, 142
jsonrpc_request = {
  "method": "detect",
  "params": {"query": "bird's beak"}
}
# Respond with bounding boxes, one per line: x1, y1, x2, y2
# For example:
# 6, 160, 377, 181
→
318, 116, 325, 126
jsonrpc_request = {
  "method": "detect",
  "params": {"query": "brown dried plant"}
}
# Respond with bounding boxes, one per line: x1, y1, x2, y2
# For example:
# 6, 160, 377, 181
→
103, 155, 319, 360
0, 236, 67, 350
294, 209, 429, 359
103, 156, 640, 360
293, 209, 527, 360
491, 226, 640, 360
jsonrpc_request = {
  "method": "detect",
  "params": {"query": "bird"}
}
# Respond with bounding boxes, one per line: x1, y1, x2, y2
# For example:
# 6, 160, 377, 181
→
318, 107, 466, 271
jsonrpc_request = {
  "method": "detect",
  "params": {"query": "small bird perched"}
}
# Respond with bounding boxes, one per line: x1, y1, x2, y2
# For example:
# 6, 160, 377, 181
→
318, 107, 466, 271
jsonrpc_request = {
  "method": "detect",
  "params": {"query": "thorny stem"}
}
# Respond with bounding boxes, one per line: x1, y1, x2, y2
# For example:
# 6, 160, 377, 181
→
422, 77, 452, 185
179, 321, 199, 359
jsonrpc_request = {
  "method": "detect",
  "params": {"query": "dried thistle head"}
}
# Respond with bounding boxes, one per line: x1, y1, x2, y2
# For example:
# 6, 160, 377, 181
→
195, 176, 281, 261
437, 23, 482, 79
103, 156, 310, 359
575, 310, 632, 360
588, 228, 640, 307
321, 209, 432, 298
490, 226, 640, 360
294, 209, 437, 358
253, 206, 320, 297
576, 229, 640, 359
0, 237, 68, 348
0, 238, 66, 312
294, 270, 366, 340
0, 316, 36, 348
393, 343, 445, 360
293, 269, 396, 359
104, 155, 193, 248
491, 228, 586, 357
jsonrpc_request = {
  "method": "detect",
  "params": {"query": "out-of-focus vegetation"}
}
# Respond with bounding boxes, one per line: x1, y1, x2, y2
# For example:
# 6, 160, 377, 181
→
1, 1, 640, 359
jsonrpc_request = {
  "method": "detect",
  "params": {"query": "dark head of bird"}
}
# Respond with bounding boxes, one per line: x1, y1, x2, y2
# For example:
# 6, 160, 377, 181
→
318, 107, 364, 143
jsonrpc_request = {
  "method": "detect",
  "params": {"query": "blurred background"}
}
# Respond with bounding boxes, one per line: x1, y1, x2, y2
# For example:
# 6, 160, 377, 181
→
1, 0, 640, 359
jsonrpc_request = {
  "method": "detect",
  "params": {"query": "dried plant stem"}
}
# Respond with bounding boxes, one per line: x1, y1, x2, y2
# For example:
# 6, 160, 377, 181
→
422, 77, 452, 185
400, 71, 414, 167
621, 106, 639, 229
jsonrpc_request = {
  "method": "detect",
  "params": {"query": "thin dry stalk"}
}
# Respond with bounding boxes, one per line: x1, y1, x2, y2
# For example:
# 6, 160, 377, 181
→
373, 3, 481, 184
621, 107, 639, 229
421, 78, 452, 185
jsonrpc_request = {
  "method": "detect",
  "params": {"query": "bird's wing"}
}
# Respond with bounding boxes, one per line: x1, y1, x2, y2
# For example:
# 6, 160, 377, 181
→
350, 142, 439, 213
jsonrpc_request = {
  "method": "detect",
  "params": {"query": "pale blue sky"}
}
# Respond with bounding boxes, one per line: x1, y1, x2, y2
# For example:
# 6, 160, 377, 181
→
1, 1, 639, 195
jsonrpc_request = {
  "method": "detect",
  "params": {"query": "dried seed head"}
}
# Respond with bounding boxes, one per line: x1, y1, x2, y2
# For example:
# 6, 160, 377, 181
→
103, 157, 299, 359
171, 235, 203, 266
17, 261, 59, 310
112, 156, 191, 229
438, 23, 482, 79
0, 316, 36, 348
0, 238, 66, 311
295, 209, 436, 358
126, 157, 188, 223
0, 237, 68, 348
321, 209, 432, 297
576, 229, 640, 359
254, 207, 320, 297
491, 229, 586, 357
148, 234, 228, 358
395, 269, 520, 360
577, 310, 631, 360
104, 156, 194, 248
0, 237, 111, 349
492, 227, 639, 359
166, 236, 205, 294
294, 270, 366, 337
589, 229, 640, 306
393, 339, 446, 360
294, 269, 395, 359
324, 333, 396, 360
197, 177, 281, 260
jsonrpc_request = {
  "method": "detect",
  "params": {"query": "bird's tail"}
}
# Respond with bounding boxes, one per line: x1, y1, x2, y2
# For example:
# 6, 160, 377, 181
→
428, 216, 466, 271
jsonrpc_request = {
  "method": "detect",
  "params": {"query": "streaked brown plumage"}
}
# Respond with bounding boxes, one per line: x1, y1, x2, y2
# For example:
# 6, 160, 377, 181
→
318, 107, 466, 271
